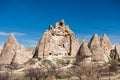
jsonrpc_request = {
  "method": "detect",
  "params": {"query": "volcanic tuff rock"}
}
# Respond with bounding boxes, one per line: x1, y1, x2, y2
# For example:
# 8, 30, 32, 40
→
101, 34, 112, 59
0, 33, 19, 64
76, 38, 92, 62
0, 46, 3, 55
114, 44, 120, 60
77, 38, 92, 57
88, 34, 109, 62
34, 19, 80, 58
12, 45, 33, 64
0, 33, 33, 65
110, 44, 120, 61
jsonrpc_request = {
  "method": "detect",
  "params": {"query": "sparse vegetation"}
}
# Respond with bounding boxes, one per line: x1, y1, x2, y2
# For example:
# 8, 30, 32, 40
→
24, 59, 38, 65
0, 71, 11, 80
41, 59, 52, 65
25, 67, 46, 80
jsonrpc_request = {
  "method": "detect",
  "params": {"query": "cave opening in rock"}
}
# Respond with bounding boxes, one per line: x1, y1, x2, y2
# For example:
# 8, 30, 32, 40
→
59, 22, 64, 26
49, 53, 52, 55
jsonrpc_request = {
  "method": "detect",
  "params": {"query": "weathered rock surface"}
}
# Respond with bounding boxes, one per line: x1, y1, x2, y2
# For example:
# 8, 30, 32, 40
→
101, 34, 112, 59
88, 34, 109, 62
34, 19, 80, 58
115, 44, 120, 60
12, 45, 33, 64
76, 38, 92, 62
0, 33, 19, 64
77, 38, 92, 57
110, 44, 120, 61
0, 46, 3, 55
0, 34, 33, 65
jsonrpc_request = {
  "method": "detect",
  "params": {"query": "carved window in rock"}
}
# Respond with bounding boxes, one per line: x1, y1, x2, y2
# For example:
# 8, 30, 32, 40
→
63, 44, 65, 48
51, 33, 54, 36
68, 52, 71, 56
58, 26, 61, 29
59, 22, 64, 26
49, 53, 52, 55
59, 53, 61, 55
57, 30, 60, 33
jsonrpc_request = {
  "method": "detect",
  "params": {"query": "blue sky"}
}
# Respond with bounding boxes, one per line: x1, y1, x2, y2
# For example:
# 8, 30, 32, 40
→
0, 0, 120, 47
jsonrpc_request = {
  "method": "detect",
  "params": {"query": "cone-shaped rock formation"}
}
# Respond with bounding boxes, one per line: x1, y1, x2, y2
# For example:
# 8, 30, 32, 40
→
88, 34, 109, 62
0, 34, 33, 65
101, 34, 112, 58
76, 38, 92, 62
0, 33, 19, 64
78, 38, 92, 57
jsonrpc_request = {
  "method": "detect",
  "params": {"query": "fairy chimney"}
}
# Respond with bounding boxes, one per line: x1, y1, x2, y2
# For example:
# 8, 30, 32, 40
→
76, 38, 92, 62
101, 34, 112, 58
0, 33, 19, 64
88, 34, 109, 62
34, 19, 80, 58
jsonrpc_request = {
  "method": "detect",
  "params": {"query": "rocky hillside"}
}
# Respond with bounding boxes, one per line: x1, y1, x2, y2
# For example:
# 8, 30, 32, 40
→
0, 19, 119, 66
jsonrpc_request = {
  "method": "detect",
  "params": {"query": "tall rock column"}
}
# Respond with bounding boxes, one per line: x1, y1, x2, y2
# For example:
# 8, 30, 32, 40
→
34, 19, 80, 58
88, 34, 109, 62
0, 33, 33, 65
101, 34, 112, 59
0, 33, 19, 65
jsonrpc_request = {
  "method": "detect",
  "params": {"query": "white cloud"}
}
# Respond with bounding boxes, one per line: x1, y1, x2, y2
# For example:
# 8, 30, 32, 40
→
20, 40, 38, 47
0, 32, 26, 37
0, 32, 9, 36
0, 41, 4, 46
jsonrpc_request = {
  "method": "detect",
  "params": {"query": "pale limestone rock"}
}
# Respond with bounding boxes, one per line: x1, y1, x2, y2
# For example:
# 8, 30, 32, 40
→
101, 34, 112, 59
34, 20, 80, 58
0, 33, 19, 64
88, 34, 109, 62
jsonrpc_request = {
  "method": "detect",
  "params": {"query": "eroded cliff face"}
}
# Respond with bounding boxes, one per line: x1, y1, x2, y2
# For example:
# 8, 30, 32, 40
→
34, 20, 80, 58
110, 44, 120, 61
